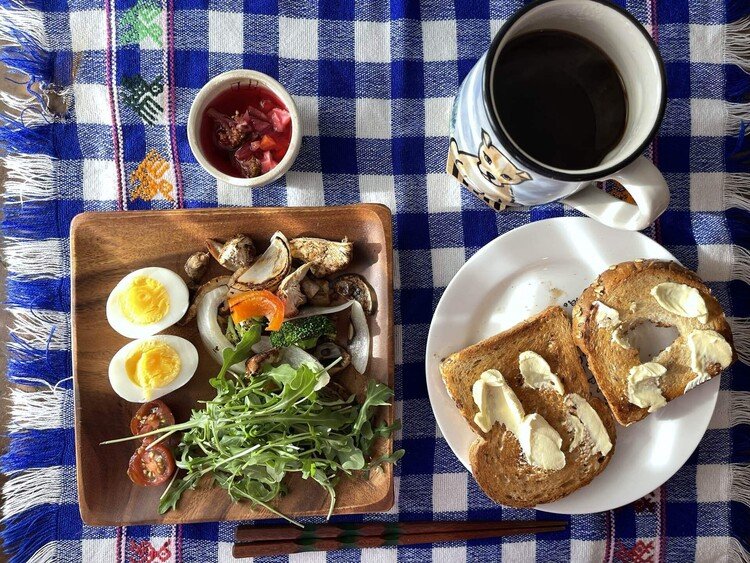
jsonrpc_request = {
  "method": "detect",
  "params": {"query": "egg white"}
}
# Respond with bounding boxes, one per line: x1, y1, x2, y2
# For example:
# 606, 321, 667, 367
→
109, 335, 199, 403
106, 267, 189, 338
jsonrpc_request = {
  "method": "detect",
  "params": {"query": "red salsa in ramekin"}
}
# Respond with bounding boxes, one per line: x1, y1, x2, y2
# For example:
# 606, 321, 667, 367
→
199, 84, 293, 179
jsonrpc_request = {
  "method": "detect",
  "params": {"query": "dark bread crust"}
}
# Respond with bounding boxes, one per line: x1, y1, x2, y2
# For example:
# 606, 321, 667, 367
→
572, 260, 735, 426
440, 306, 616, 507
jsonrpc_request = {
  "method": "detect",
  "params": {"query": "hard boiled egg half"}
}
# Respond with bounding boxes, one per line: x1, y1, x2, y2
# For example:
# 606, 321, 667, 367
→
107, 267, 189, 338
109, 335, 198, 402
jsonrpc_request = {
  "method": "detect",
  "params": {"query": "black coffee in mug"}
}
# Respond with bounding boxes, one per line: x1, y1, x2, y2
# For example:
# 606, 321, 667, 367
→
492, 30, 627, 170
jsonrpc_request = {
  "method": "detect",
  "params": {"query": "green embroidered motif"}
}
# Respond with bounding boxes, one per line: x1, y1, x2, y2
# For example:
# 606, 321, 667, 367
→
122, 74, 164, 125
119, 0, 163, 46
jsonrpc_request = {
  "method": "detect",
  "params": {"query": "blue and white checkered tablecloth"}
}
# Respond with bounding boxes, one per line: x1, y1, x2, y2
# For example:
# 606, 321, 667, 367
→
0, 0, 749, 561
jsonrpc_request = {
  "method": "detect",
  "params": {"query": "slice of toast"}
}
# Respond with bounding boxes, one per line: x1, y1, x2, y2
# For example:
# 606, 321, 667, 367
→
572, 260, 736, 426
440, 306, 616, 508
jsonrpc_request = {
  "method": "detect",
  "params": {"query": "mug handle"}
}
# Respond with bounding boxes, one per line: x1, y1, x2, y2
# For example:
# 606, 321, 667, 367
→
560, 156, 670, 231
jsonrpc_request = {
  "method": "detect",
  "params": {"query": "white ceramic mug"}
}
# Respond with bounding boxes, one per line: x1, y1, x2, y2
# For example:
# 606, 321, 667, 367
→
448, 0, 669, 231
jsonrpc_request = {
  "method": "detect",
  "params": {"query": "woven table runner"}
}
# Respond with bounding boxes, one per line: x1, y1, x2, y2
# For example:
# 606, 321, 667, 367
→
0, 0, 749, 561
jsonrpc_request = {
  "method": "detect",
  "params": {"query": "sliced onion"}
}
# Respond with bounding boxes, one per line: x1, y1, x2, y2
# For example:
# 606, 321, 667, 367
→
279, 345, 329, 390
196, 285, 267, 374
294, 301, 355, 319
348, 300, 369, 373
178, 275, 230, 325
292, 300, 369, 374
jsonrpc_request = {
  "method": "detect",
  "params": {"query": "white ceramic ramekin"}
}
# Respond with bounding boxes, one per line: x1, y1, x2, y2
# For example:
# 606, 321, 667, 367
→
187, 69, 302, 188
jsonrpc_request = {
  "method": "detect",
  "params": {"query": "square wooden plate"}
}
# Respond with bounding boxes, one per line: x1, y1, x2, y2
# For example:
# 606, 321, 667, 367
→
70, 204, 394, 526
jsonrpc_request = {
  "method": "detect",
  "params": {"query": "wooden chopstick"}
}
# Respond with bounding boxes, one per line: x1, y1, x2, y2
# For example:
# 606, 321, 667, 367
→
233, 520, 567, 558
236, 519, 564, 542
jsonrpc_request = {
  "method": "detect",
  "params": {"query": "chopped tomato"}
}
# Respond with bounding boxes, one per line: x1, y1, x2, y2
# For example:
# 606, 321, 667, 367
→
127, 441, 175, 486
130, 400, 175, 436
228, 289, 285, 331
258, 135, 277, 151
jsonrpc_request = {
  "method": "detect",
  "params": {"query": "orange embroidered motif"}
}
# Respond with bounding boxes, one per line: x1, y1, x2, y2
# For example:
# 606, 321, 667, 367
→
127, 538, 172, 563
130, 149, 174, 202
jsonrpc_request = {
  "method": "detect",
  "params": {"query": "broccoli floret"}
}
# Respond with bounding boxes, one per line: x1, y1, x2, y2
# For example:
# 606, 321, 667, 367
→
269, 315, 336, 349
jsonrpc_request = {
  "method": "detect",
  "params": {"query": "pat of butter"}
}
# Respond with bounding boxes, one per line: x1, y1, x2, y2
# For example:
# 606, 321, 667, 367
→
472, 370, 525, 434
517, 414, 566, 471
593, 301, 631, 348
627, 362, 667, 412
472, 370, 566, 471
650, 282, 708, 323
593, 301, 620, 328
564, 394, 612, 456
564, 414, 585, 452
685, 329, 733, 392
519, 351, 564, 395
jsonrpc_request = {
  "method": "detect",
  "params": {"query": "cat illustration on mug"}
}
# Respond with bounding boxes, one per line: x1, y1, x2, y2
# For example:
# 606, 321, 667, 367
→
447, 130, 531, 210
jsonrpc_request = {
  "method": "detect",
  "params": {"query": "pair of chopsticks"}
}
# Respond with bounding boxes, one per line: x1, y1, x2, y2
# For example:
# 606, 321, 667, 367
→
233, 520, 567, 557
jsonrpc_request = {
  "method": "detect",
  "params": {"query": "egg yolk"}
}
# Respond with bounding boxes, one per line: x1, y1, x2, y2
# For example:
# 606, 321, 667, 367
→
125, 341, 181, 399
119, 276, 170, 325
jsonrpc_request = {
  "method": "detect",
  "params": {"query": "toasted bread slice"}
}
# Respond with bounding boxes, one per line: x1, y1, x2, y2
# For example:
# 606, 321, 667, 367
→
440, 306, 616, 507
572, 260, 736, 426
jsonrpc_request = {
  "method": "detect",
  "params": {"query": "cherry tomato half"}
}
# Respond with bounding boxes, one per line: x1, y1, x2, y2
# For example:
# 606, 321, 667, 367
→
127, 440, 175, 486
130, 400, 175, 436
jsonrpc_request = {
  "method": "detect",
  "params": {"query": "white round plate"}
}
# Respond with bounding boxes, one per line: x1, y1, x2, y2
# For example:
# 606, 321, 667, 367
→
425, 217, 719, 514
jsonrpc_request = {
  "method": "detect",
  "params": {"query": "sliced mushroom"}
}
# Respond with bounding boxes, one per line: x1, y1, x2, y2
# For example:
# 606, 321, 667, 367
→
206, 234, 256, 272
245, 348, 281, 377
178, 275, 231, 325
332, 274, 377, 315
277, 263, 311, 318
227, 232, 291, 298
314, 342, 351, 374
184, 251, 210, 284
301, 277, 332, 306
289, 237, 353, 278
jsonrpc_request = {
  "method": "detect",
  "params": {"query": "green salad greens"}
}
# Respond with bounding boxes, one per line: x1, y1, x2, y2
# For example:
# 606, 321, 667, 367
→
104, 329, 403, 526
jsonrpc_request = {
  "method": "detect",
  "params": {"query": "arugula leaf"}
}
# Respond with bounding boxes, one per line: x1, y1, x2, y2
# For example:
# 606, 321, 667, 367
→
264, 363, 297, 386
353, 380, 394, 434
337, 442, 365, 471
158, 472, 201, 514
216, 321, 261, 380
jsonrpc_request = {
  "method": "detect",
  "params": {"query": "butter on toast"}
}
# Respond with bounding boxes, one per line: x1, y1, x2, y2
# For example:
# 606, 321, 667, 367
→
440, 306, 616, 507
572, 260, 735, 426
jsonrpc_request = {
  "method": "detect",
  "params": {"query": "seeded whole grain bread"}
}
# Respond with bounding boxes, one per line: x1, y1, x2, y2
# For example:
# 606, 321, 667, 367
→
440, 306, 617, 508
572, 259, 736, 426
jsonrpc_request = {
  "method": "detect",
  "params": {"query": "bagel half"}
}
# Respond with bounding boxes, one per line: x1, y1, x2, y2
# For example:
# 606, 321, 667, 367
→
572, 260, 736, 426
440, 306, 617, 507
